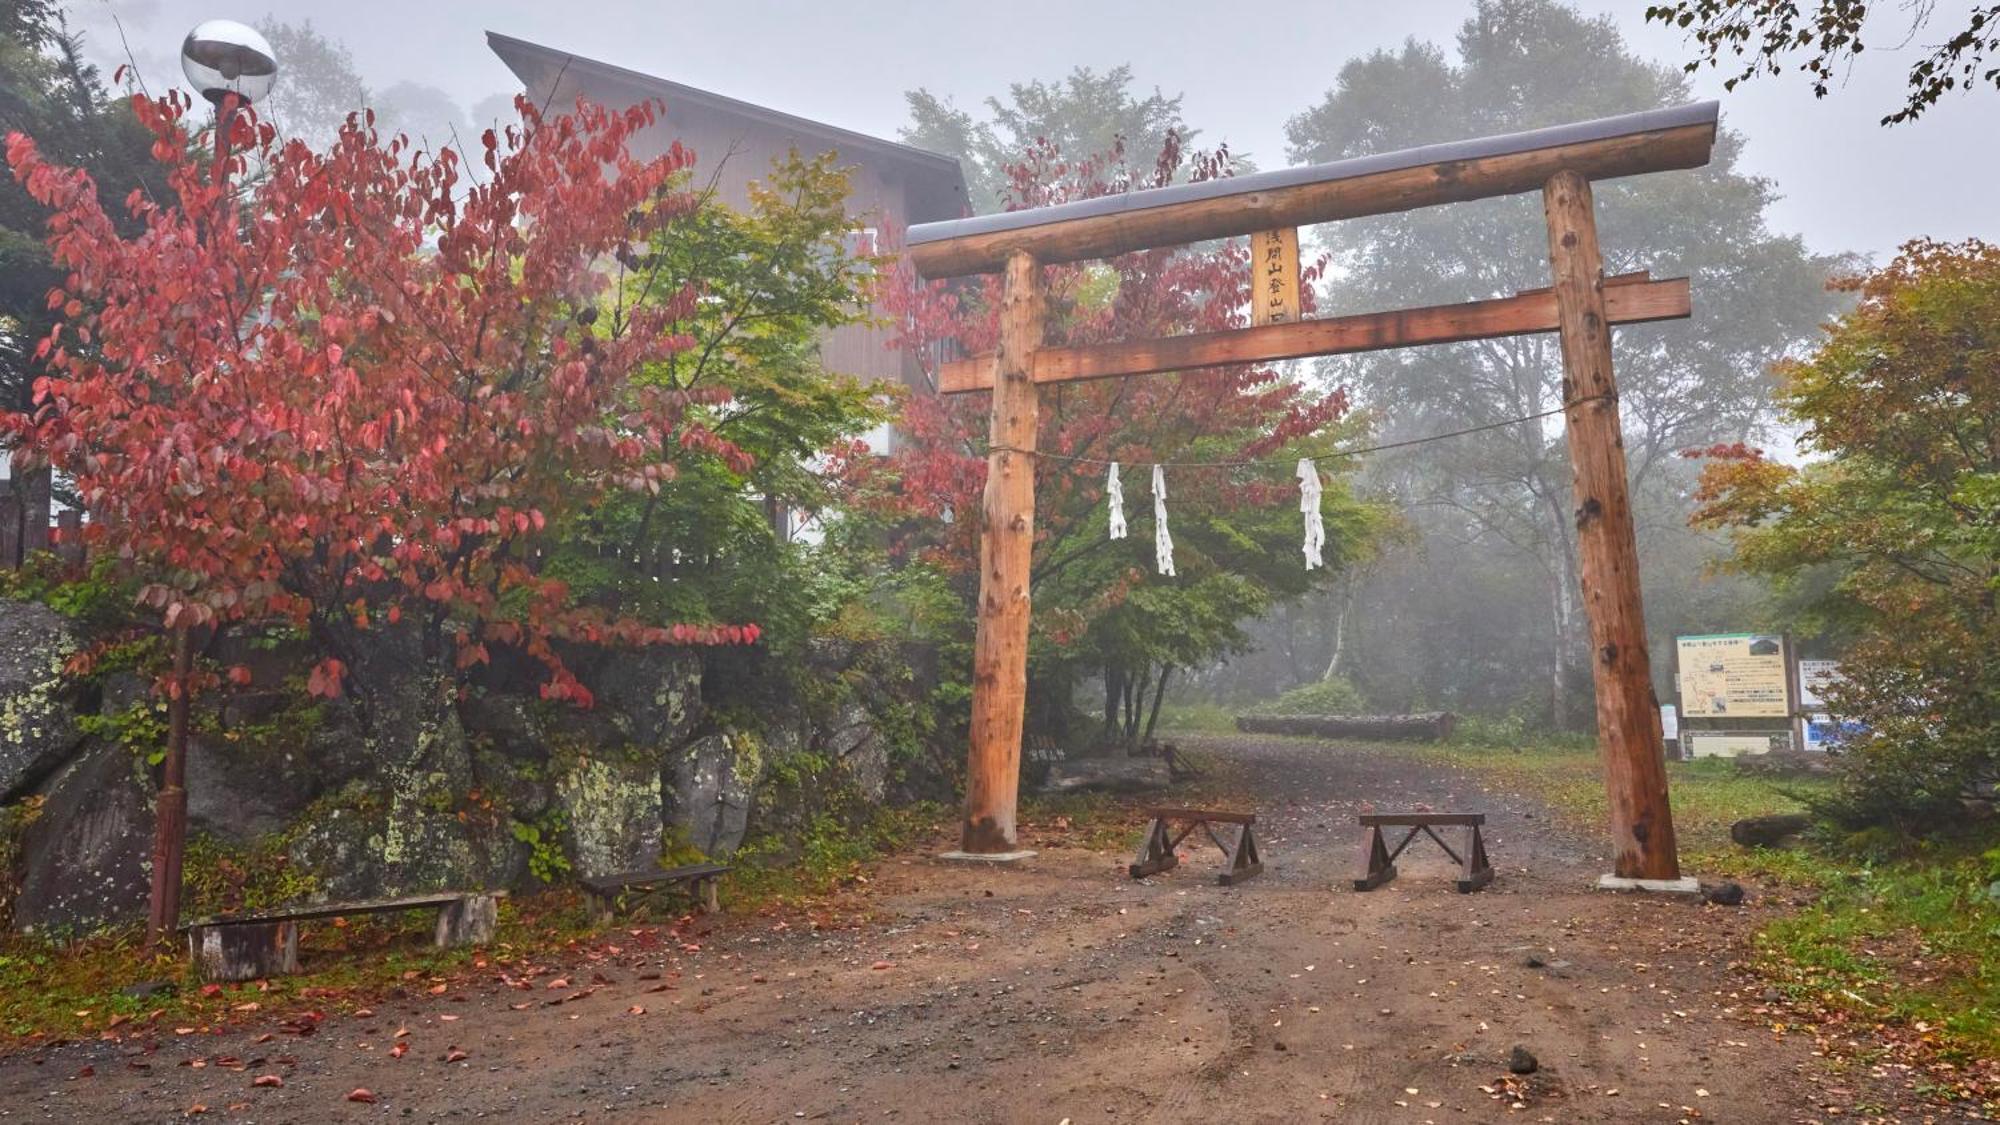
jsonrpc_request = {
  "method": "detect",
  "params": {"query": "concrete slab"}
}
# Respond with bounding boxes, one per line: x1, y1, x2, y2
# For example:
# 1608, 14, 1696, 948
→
1594, 874, 1703, 895
938, 850, 1039, 864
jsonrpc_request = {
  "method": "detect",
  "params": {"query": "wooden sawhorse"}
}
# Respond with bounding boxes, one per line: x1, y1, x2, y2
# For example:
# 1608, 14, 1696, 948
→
1129, 807, 1263, 885
1354, 812, 1493, 893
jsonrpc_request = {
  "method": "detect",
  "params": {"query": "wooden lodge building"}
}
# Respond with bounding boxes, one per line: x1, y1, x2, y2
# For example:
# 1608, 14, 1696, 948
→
486, 32, 970, 410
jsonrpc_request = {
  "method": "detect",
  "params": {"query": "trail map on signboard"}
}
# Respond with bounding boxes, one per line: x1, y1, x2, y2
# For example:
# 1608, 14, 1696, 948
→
1676, 633, 1790, 718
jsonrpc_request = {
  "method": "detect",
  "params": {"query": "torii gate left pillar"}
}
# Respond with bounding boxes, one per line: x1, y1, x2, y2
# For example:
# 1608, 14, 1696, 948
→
945, 250, 1042, 860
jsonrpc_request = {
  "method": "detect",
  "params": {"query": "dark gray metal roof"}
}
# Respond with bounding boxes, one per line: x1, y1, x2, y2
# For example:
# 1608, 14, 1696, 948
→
486, 31, 968, 220
907, 101, 1718, 246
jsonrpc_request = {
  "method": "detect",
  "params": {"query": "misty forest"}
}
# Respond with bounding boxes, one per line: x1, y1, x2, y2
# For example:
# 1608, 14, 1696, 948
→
0, 0, 1994, 1120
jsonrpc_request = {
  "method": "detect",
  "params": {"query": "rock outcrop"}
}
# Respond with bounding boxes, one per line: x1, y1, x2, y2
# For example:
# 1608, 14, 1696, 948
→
13, 738, 152, 934
0, 594, 936, 933
0, 600, 81, 803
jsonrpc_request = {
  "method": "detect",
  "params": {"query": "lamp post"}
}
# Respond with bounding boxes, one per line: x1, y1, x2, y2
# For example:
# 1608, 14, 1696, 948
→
142, 20, 279, 947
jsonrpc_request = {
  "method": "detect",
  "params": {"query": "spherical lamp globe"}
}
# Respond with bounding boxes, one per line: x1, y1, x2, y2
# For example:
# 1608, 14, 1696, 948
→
180, 19, 278, 106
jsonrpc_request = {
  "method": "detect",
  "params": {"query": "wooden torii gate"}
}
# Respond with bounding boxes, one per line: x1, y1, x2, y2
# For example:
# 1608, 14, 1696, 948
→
908, 102, 1719, 886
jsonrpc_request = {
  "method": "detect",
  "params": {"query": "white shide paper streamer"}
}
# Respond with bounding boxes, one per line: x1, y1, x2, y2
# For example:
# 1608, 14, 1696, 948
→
1152, 464, 1175, 576
1106, 461, 1127, 540
1297, 458, 1325, 570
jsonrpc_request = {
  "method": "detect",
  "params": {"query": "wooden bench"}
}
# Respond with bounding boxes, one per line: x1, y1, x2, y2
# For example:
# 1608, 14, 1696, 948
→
579, 862, 729, 925
1128, 807, 1263, 885
1354, 812, 1493, 893
1024, 734, 1067, 765
184, 890, 505, 982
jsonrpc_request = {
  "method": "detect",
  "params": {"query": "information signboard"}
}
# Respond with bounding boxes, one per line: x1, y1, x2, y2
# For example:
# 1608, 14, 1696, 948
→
1686, 733, 1776, 758
1798, 659, 1842, 710
1676, 633, 1790, 718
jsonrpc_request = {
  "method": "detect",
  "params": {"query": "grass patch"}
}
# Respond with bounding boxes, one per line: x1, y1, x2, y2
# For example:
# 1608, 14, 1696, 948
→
1755, 850, 2000, 1066
1151, 701, 1240, 734
0, 799, 954, 1045
726, 802, 947, 904
0, 893, 607, 1044
1418, 737, 1832, 865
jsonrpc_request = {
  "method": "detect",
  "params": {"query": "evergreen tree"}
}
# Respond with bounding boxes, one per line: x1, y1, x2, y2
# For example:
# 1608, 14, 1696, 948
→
0, 0, 164, 424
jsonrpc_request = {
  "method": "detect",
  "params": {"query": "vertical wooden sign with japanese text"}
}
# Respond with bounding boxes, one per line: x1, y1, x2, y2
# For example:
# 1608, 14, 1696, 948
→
1251, 227, 1302, 326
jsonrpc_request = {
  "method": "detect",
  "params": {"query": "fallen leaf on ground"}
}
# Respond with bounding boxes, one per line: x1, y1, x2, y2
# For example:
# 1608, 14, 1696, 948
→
251, 1074, 282, 1088
346, 1089, 376, 1104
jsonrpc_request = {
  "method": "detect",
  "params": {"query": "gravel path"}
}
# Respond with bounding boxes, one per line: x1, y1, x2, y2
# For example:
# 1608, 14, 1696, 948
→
0, 734, 1955, 1123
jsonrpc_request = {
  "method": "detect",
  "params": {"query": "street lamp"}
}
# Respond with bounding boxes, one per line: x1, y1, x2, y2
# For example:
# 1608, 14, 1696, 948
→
144, 18, 280, 948
180, 19, 277, 183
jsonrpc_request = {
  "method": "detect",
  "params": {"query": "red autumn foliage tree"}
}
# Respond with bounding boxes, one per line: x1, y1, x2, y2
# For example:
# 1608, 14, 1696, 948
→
841, 136, 1372, 745
6, 91, 760, 697
5, 90, 759, 933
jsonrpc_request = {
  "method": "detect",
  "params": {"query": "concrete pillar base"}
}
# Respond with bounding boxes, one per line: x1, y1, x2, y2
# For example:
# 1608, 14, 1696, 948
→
938, 850, 1038, 864
1594, 874, 1702, 895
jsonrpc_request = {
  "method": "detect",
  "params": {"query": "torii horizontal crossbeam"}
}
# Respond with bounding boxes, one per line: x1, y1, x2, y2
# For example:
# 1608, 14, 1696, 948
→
907, 102, 1718, 279
934, 273, 1689, 394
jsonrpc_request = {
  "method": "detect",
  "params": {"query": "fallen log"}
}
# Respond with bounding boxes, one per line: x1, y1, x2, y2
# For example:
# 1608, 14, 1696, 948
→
1235, 712, 1458, 742
1730, 813, 1812, 849
1042, 756, 1173, 794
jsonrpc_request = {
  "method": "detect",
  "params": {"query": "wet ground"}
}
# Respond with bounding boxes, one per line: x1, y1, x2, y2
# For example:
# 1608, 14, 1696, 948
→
0, 734, 1965, 1123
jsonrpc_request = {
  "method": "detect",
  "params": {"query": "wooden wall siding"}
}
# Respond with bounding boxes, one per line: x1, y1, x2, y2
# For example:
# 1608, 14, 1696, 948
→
493, 39, 967, 394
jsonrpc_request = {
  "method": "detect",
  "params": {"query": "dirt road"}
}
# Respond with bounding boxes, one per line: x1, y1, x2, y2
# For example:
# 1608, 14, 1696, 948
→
0, 735, 1955, 1123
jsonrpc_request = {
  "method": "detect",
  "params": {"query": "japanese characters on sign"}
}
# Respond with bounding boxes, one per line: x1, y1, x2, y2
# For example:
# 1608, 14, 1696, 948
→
1797, 658, 1842, 709
1250, 227, 1302, 327
1675, 633, 1791, 718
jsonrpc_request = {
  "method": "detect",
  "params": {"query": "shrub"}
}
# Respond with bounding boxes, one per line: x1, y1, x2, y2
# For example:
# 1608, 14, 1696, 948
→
1254, 677, 1370, 716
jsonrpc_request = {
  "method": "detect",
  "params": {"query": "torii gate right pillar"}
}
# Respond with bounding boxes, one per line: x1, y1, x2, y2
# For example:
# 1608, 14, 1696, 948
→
1543, 169, 1684, 883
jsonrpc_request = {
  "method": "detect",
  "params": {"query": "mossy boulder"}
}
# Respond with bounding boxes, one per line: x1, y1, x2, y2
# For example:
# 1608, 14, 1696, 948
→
186, 694, 372, 844
0, 599, 82, 802
554, 751, 663, 877
667, 731, 764, 857
12, 737, 151, 934
286, 781, 524, 900
573, 647, 704, 750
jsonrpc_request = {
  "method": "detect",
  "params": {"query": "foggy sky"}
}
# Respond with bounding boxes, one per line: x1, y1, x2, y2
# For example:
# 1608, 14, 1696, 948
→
72, 0, 1997, 262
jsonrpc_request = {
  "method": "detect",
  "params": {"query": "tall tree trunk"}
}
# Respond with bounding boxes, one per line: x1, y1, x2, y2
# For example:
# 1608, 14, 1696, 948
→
1546, 561, 1569, 730
1141, 665, 1172, 747
1104, 665, 1123, 742
145, 626, 193, 946
1324, 576, 1354, 681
